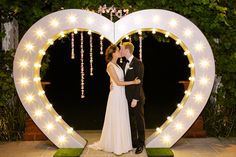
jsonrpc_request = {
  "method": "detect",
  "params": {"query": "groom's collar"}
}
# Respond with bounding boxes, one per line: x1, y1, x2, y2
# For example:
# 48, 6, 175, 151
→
127, 55, 134, 63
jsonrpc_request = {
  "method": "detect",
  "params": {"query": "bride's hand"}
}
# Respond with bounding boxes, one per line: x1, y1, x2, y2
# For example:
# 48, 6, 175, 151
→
133, 77, 141, 84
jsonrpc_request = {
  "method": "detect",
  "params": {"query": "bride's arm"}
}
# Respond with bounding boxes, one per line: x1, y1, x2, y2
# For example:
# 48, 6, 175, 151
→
107, 64, 140, 86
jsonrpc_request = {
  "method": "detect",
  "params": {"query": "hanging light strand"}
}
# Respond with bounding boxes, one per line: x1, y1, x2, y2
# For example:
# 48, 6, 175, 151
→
100, 35, 104, 55
80, 32, 85, 98
139, 31, 143, 62
88, 31, 93, 76
71, 33, 75, 59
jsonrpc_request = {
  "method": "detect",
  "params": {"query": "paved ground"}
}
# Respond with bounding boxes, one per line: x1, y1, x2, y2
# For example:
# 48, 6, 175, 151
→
0, 130, 236, 157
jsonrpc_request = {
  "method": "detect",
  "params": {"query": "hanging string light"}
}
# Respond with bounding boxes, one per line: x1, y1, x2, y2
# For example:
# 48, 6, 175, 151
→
119, 40, 123, 63
71, 33, 75, 59
138, 30, 143, 62
88, 30, 93, 76
80, 32, 85, 98
100, 35, 104, 55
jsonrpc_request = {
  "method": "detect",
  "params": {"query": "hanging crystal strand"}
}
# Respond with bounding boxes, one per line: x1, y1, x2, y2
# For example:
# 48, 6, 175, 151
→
88, 30, 93, 76
138, 30, 143, 62
80, 32, 85, 98
71, 32, 75, 59
100, 35, 104, 55
120, 40, 123, 63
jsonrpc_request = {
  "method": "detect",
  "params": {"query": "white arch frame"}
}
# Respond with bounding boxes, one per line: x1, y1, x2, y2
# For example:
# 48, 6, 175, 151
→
13, 9, 215, 148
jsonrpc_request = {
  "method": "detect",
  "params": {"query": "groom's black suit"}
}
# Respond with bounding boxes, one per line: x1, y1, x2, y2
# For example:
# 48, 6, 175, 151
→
122, 56, 145, 148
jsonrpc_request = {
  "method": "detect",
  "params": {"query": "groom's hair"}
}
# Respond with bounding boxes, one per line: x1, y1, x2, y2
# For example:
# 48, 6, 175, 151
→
122, 42, 134, 54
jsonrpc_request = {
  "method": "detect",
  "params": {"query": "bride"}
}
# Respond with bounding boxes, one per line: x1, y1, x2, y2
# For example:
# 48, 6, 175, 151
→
88, 45, 140, 155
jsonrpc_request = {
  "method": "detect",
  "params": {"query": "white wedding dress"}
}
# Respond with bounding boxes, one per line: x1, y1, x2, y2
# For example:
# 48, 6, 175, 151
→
88, 62, 133, 155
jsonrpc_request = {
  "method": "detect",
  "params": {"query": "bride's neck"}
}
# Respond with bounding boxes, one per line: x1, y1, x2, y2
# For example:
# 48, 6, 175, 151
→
111, 58, 117, 64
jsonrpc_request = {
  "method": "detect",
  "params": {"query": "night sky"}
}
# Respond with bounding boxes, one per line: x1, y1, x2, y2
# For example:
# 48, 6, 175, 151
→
42, 32, 190, 130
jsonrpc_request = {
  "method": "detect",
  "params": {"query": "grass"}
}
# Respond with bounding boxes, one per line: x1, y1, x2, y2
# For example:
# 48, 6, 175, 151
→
53, 148, 83, 157
146, 148, 174, 157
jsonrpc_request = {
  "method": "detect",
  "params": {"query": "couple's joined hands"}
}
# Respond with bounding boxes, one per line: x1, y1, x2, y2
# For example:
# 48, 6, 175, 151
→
133, 77, 141, 84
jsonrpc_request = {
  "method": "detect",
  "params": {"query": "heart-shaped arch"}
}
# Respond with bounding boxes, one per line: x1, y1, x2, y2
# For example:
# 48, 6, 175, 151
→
13, 9, 215, 148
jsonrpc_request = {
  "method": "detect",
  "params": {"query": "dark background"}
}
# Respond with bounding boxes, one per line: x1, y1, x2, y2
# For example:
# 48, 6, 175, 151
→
42, 32, 190, 130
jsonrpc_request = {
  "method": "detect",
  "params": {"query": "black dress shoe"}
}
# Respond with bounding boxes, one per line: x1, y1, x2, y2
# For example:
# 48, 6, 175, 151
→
135, 146, 143, 154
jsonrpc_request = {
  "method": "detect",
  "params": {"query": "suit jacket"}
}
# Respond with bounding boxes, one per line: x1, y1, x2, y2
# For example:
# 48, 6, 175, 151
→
123, 57, 145, 104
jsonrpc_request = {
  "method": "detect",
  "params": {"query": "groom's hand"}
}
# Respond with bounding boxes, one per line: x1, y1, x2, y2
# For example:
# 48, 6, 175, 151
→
131, 99, 138, 108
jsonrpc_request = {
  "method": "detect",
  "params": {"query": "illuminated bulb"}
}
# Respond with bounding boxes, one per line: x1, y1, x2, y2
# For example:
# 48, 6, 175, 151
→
189, 77, 195, 81
163, 135, 171, 143
156, 127, 162, 133
186, 109, 194, 117
34, 109, 43, 118
184, 29, 193, 38
176, 39, 181, 45
39, 50, 46, 55
56, 115, 62, 122
138, 30, 142, 35
153, 15, 160, 23
200, 77, 209, 85
50, 19, 59, 27
88, 30, 92, 35
177, 103, 183, 109
152, 28, 156, 34
20, 78, 29, 86
169, 19, 177, 27
34, 63, 41, 68
67, 127, 74, 134
46, 123, 54, 131
165, 32, 170, 38
73, 29, 78, 34
175, 123, 183, 130
188, 63, 194, 68
184, 50, 190, 55
33, 77, 41, 82
100, 35, 104, 40
194, 94, 203, 103
194, 43, 204, 52
48, 39, 54, 45
46, 103, 53, 110
36, 29, 45, 38
26, 94, 34, 103
68, 15, 76, 23
167, 116, 173, 122
25, 43, 34, 51
38, 90, 45, 96
184, 90, 191, 96
86, 17, 94, 24
58, 135, 66, 144
200, 59, 210, 68
59, 32, 65, 37
125, 35, 129, 40
19, 60, 28, 68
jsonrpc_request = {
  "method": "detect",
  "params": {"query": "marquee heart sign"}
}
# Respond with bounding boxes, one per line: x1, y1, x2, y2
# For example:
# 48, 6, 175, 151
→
13, 9, 215, 148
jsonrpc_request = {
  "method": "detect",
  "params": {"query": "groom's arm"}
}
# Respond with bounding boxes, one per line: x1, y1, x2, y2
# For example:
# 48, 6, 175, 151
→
133, 61, 144, 101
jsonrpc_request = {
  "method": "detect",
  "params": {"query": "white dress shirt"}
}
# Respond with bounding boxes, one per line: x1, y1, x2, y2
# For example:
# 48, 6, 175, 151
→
125, 55, 134, 74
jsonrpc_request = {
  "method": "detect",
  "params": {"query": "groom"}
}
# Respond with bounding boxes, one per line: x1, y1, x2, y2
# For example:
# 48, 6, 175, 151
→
120, 42, 145, 154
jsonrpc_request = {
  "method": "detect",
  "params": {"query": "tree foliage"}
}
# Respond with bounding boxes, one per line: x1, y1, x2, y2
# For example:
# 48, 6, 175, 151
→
1, 0, 236, 138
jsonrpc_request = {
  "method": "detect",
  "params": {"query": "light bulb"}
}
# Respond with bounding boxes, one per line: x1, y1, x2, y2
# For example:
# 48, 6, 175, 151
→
59, 32, 65, 37
200, 59, 210, 68
200, 77, 209, 85
33, 77, 41, 82
25, 43, 34, 51
68, 15, 76, 23
56, 115, 62, 122
186, 109, 194, 117
152, 28, 156, 34
100, 35, 104, 40
184, 29, 193, 38
165, 32, 170, 38
194, 94, 203, 103
184, 90, 191, 96
46, 103, 53, 110
189, 77, 195, 81
38, 90, 45, 96
184, 50, 190, 55
156, 127, 162, 133
20, 77, 29, 86
88, 30, 92, 35
39, 50, 46, 55
177, 103, 183, 109
34, 109, 43, 118
188, 64, 194, 68
167, 116, 173, 122
67, 127, 74, 134
194, 42, 204, 52
175, 123, 183, 130
58, 135, 66, 144
36, 29, 45, 38
26, 94, 34, 103
34, 63, 41, 68
138, 30, 142, 35
19, 60, 29, 68
169, 19, 177, 27
125, 35, 129, 39
163, 135, 171, 143
46, 123, 54, 131
176, 39, 181, 45
48, 39, 54, 45
73, 29, 78, 34
50, 19, 59, 27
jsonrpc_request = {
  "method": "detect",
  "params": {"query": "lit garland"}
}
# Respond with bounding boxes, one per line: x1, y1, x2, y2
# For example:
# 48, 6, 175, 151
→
71, 33, 75, 59
80, 32, 85, 98
88, 30, 93, 76
100, 35, 104, 55
138, 30, 143, 62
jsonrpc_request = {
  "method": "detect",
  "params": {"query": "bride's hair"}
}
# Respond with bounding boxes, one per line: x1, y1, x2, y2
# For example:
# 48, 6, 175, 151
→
105, 44, 118, 63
